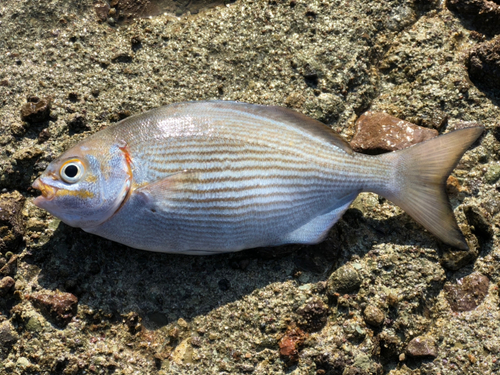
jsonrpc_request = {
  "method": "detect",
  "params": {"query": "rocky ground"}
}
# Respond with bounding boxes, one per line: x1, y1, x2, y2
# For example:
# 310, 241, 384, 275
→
0, 0, 499, 374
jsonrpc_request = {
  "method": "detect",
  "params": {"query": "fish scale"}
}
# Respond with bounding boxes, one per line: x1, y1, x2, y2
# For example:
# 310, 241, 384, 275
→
32, 101, 483, 254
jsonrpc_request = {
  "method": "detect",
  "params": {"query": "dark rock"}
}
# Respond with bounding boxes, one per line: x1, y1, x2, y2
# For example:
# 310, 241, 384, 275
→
29, 290, 78, 326
0, 321, 19, 347
326, 264, 362, 295
94, 2, 110, 22
217, 278, 230, 291
363, 305, 385, 327
468, 37, 500, 90
37, 128, 51, 143
440, 245, 479, 271
444, 272, 489, 312
406, 336, 438, 358
447, 0, 500, 35
374, 331, 400, 361
350, 112, 438, 155
464, 206, 493, 243
279, 325, 307, 364
67, 113, 89, 132
296, 297, 328, 332
0, 191, 25, 253
20, 97, 51, 123
111, 53, 133, 63
0, 276, 15, 296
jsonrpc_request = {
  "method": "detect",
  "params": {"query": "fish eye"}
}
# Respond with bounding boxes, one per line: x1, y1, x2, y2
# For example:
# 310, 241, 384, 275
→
60, 159, 85, 184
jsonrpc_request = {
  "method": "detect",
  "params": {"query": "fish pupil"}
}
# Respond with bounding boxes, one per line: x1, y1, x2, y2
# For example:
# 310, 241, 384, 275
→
65, 164, 79, 178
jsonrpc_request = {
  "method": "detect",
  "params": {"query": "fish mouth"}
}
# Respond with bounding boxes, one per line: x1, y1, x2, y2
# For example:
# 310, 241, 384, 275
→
32, 178, 58, 203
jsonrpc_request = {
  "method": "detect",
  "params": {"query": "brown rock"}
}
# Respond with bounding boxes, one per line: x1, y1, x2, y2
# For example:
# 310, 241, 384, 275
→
0, 276, 15, 296
20, 97, 51, 123
29, 290, 78, 326
296, 298, 329, 332
444, 273, 489, 312
447, 0, 500, 35
94, 2, 110, 22
468, 37, 500, 90
350, 112, 438, 155
363, 305, 385, 327
279, 326, 307, 364
407, 336, 438, 358
0, 191, 25, 253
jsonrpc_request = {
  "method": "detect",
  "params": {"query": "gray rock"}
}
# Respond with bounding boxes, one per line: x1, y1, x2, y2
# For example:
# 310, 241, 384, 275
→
327, 264, 362, 295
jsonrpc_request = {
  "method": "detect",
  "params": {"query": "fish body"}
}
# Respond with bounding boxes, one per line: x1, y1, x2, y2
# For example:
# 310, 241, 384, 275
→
33, 101, 483, 254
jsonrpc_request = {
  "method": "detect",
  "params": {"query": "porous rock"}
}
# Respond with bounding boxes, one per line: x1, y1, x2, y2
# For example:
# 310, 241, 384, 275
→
296, 297, 329, 332
279, 325, 307, 364
444, 272, 489, 312
447, 0, 500, 34
468, 37, 500, 90
350, 111, 438, 155
20, 96, 51, 123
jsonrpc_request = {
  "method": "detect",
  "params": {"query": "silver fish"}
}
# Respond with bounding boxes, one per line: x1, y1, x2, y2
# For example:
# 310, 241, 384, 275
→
32, 101, 483, 254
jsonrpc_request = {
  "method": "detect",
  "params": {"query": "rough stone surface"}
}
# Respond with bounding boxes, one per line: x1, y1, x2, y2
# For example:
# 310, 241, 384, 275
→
0, 321, 19, 347
406, 336, 438, 358
447, 0, 500, 34
0, 191, 25, 253
468, 37, 500, 90
20, 97, 51, 123
363, 305, 385, 327
295, 297, 329, 332
279, 326, 307, 364
0, 276, 15, 296
350, 111, 438, 154
29, 290, 78, 326
444, 272, 490, 312
0, 0, 499, 374
326, 264, 362, 295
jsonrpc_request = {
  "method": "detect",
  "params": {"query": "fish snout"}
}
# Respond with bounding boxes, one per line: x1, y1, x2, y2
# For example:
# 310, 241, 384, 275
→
32, 178, 57, 202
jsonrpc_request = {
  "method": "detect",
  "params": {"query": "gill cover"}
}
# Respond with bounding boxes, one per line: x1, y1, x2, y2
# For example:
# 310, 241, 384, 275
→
32, 142, 132, 229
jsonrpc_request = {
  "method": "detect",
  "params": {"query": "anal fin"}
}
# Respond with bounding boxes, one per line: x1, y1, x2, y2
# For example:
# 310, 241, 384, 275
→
280, 192, 357, 245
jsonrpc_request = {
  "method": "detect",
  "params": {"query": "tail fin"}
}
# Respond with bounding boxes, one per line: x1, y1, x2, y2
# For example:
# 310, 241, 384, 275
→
378, 126, 484, 250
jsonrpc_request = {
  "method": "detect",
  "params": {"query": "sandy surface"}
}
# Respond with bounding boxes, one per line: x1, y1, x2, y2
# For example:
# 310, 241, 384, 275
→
0, 0, 499, 374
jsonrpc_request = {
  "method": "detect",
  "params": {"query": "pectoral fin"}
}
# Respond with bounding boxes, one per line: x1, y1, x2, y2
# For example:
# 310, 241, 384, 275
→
133, 170, 200, 208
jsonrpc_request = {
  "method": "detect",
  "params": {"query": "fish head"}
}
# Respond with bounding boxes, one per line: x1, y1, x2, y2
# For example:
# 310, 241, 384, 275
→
32, 140, 132, 229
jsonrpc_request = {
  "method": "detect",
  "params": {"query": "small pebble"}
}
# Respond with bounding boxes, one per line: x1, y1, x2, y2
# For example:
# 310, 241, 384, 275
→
484, 163, 500, 184
0, 320, 19, 346
406, 336, 438, 358
363, 305, 385, 327
296, 297, 328, 332
0, 276, 15, 296
326, 264, 361, 295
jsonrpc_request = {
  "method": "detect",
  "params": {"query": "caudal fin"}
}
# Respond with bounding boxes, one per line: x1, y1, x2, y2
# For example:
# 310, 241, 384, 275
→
378, 126, 484, 250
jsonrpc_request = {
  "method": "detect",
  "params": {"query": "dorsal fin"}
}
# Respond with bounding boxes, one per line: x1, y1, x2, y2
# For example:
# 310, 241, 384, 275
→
211, 101, 354, 155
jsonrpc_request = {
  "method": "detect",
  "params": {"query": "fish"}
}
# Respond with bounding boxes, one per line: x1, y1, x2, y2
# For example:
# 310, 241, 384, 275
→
32, 101, 483, 254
